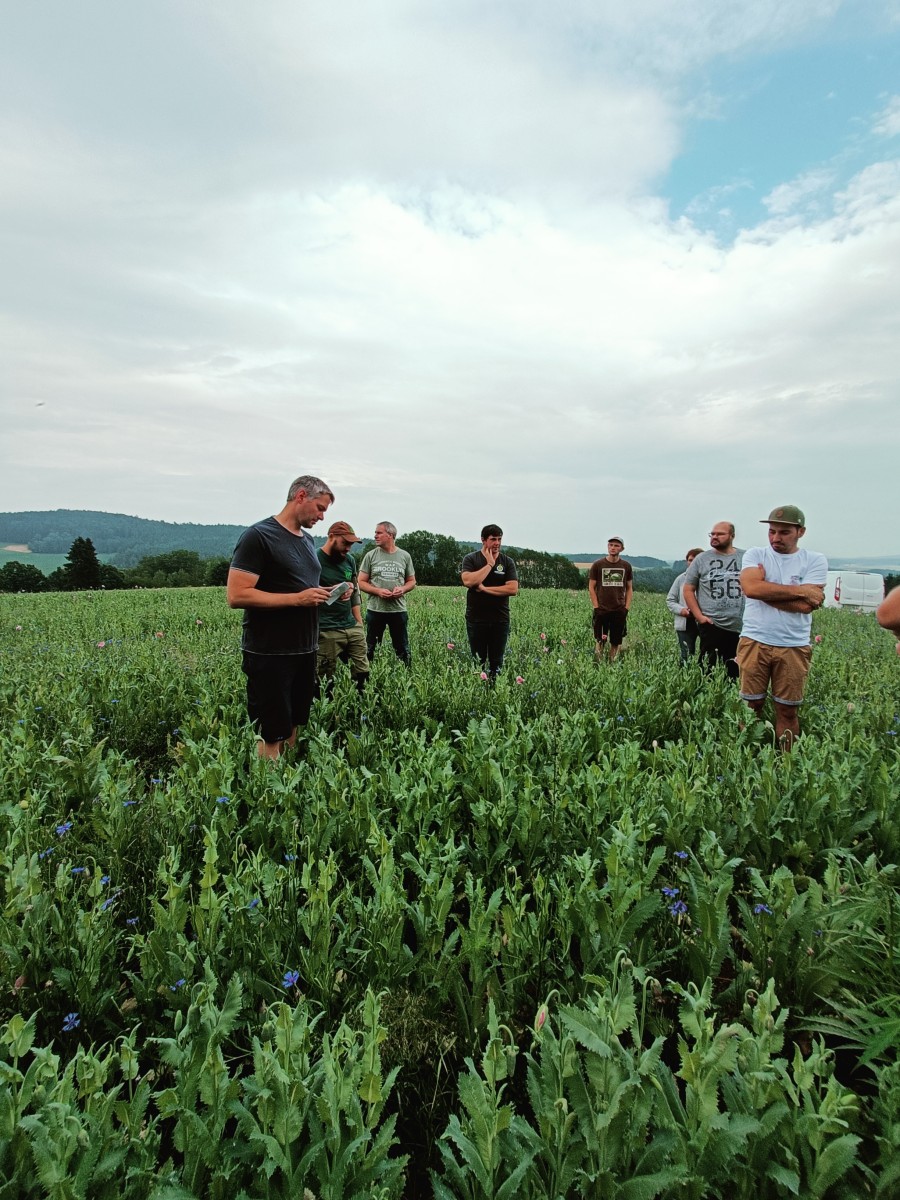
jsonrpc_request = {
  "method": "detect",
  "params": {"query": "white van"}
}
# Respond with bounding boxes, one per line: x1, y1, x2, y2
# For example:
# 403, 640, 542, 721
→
823, 571, 885, 613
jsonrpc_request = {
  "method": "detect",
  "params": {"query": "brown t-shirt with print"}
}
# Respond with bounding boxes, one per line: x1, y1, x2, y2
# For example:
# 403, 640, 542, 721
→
589, 557, 633, 614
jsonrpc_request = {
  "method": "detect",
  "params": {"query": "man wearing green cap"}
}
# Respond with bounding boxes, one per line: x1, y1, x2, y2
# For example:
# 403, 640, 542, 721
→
317, 521, 369, 692
737, 506, 828, 747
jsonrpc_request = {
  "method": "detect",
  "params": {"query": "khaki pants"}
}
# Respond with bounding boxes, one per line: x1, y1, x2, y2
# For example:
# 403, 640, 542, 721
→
317, 625, 370, 681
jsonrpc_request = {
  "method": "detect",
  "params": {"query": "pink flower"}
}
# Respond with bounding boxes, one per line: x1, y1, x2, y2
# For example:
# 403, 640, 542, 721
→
515, 675, 525, 684
560, 638, 567, 645
447, 642, 455, 650
155, 631, 164, 638
195, 619, 203, 626
96, 641, 105, 648
542, 647, 549, 653
814, 635, 822, 644
539, 632, 547, 641
15, 625, 22, 631
480, 671, 488, 681
535, 1004, 547, 1033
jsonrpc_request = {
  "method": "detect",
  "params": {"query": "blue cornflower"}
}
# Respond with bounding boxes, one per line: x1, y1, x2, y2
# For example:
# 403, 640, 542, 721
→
281, 969, 300, 990
150, 777, 162, 784
56, 822, 72, 836
669, 899, 688, 916
169, 978, 186, 992
126, 917, 139, 926
123, 800, 137, 808
100, 897, 116, 911
661, 886, 680, 898
246, 898, 260, 910
38, 848, 54, 859
62, 1012, 80, 1032
617, 716, 624, 722
674, 850, 689, 860
71, 866, 86, 875
754, 903, 773, 916
100, 875, 110, 885
172, 729, 181, 737
215, 796, 229, 805
284, 853, 296, 863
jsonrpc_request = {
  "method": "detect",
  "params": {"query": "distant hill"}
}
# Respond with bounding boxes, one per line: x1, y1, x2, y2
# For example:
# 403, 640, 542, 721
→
3, 511, 896, 576
0, 510, 258, 568
565, 554, 672, 569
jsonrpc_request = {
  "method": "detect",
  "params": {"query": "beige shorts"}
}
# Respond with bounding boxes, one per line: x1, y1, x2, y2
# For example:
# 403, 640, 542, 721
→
736, 638, 812, 706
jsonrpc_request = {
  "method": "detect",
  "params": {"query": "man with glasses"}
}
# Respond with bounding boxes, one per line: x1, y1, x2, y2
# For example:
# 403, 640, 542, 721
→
682, 521, 744, 677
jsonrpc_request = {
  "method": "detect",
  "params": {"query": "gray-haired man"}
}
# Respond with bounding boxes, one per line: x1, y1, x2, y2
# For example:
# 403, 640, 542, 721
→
358, 521, 416, 665
227, 474, 334, 759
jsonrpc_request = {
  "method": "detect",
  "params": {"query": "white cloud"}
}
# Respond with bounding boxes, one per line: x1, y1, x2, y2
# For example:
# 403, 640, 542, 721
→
1, 1, 899, 557
873, 94, 900, 137
763, 169, 836, 216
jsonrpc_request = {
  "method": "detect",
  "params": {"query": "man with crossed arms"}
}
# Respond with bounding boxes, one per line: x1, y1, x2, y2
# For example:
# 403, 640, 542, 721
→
737, 504, 827, 749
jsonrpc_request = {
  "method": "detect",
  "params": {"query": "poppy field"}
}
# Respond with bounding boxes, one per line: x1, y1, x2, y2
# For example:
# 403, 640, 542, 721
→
1, 585, 898, 1198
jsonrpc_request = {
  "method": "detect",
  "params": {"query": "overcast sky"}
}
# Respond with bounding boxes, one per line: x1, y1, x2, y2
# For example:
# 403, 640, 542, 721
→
2, 0, 899, 558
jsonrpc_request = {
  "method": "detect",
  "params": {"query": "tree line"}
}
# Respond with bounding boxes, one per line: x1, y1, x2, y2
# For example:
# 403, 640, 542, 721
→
0, 533, 683, 594
0, 540, 232, 594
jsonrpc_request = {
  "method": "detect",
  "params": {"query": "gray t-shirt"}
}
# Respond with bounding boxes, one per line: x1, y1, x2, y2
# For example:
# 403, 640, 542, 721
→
683, 547, 745, 632
360, 546, 415, 613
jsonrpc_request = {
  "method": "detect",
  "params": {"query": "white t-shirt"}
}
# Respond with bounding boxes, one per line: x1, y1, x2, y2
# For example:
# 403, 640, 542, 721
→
740, 546, 828, 647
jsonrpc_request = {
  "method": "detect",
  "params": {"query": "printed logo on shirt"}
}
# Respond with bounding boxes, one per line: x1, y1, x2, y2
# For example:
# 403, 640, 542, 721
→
602, 568, 626, 586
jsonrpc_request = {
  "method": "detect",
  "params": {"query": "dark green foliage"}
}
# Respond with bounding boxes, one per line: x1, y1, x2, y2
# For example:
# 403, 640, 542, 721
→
125, 549, 208, 589
204, 557, 230, 586
0, 509, 250, 561
0, 590, 896, 1196
99, 563, 125, 590
0, 561, 47, 592
397, 530, 466, 585
50, 536, 102, 591
509, 548, 585, 589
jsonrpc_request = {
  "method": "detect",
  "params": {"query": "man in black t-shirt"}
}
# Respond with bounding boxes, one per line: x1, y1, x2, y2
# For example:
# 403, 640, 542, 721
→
227, 474, 335, 759
460, 524, 519, 677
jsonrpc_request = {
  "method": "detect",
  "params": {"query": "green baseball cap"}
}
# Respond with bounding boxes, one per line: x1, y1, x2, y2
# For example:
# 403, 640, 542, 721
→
761, 505, 805, 527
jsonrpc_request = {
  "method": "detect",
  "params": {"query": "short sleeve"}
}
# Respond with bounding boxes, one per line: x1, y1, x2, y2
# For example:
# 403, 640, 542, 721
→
806, 553, 828, 584
683, 558, 701, 588
230, 527, 265, 577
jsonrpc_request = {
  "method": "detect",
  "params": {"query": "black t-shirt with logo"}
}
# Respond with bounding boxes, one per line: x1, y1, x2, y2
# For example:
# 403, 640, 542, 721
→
462, 551, 518, 623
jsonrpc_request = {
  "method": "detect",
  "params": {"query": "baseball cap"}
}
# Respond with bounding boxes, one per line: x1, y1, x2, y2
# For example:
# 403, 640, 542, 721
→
607, 536, 624, 545
761, 505, 805, 527
327, 521, 361, 542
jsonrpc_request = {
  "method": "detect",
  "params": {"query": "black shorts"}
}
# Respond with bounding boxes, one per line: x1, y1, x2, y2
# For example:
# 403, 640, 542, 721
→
242, 651, 318, 744
592, 609, 627, 646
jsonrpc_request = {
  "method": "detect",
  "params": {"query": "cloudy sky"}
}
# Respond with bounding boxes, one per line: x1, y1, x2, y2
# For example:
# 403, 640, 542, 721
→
2, 0, 899, 558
